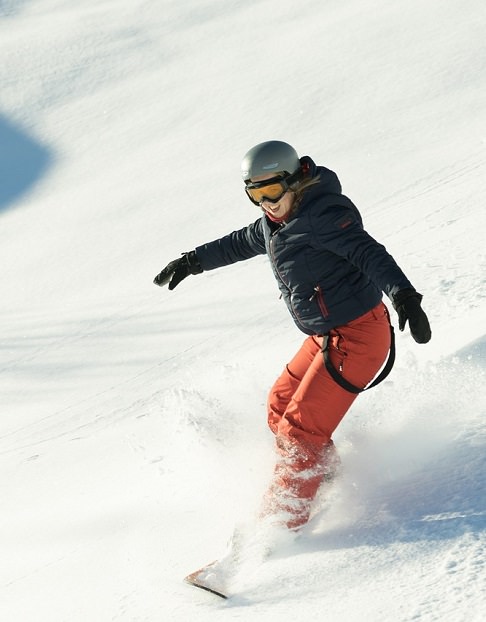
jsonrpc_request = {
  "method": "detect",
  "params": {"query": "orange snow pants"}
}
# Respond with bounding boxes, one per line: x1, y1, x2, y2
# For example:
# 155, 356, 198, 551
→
262, 302, 392, 528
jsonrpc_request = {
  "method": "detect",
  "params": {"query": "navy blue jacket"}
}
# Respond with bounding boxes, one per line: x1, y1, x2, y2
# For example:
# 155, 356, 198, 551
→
195, 157, 413, 336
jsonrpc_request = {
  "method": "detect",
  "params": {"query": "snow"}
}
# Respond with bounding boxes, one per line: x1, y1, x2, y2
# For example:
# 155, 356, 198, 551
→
1, 0, 485, 619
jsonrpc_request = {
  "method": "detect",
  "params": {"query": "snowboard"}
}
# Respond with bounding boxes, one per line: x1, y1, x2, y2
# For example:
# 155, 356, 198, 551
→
184, 560, 228, 599
183, 520, 296, 600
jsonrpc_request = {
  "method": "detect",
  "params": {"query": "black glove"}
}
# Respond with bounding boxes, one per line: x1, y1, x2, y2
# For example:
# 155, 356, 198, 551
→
153, 251, 203, 290
392, 288, 431, 344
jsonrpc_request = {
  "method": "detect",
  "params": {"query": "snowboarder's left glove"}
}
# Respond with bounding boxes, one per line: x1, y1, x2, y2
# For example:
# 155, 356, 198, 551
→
392, 288, 431, 344
153, 251, 203, 290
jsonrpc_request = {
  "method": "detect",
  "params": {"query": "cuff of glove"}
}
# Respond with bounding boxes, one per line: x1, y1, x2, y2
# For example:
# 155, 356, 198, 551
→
185, 250, 203, 275
392, 288, 422, 309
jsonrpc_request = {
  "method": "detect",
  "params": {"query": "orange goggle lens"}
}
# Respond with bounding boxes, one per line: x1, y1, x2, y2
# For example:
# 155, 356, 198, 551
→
245, 179, 288, 205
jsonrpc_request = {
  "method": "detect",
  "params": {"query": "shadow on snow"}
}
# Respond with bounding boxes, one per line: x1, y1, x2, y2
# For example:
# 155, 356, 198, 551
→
0, 113, 53, 213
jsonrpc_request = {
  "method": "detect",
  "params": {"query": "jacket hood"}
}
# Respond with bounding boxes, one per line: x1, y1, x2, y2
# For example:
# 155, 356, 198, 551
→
300, 155, 342, 197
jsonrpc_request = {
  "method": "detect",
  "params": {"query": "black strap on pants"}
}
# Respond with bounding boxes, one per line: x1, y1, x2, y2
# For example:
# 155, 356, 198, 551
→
322, 324, 396, 394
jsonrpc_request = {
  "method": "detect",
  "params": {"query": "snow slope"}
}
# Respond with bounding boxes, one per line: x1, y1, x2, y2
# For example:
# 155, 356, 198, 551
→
1, 0, 485, 620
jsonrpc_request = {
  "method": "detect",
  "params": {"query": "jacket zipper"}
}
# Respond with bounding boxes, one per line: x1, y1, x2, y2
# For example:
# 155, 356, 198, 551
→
310, 285, 330, 319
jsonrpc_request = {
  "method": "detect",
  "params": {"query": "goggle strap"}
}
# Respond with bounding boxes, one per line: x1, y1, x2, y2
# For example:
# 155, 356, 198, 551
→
285, 167, 303, 188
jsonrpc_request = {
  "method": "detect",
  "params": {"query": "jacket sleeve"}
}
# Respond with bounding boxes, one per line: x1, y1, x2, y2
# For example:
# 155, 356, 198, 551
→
311, 200, 414, 299
195, 218, 266, 271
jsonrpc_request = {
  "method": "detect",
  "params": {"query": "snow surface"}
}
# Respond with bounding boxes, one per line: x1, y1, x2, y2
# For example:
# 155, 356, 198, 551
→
1, 0, 485, 620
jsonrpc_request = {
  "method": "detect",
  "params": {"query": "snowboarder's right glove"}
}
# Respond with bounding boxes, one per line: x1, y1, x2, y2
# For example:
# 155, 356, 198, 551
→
392, 288, 431, 344
153, 251, 203, 290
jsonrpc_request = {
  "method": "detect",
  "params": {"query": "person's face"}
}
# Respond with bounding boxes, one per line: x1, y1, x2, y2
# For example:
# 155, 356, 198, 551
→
249, 173, 295, 220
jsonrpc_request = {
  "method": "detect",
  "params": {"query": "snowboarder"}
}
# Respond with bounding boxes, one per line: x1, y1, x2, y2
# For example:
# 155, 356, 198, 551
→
153, 140, 431, 530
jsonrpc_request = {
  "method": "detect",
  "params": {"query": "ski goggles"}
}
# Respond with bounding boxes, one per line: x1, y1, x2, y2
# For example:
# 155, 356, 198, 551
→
244, 175, 290, 206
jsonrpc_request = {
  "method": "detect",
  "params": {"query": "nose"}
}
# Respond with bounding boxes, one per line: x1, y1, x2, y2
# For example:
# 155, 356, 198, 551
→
261, 199, 278, 209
